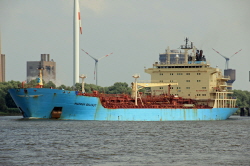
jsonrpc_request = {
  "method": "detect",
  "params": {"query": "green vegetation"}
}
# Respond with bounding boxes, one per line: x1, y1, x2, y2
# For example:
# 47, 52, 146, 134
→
232, 90, 250, 114
0, 81, 21, 115
0, 80, 249, 115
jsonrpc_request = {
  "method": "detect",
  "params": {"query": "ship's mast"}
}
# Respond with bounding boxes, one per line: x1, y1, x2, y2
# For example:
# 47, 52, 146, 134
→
181, 37, 193, 64
37, 67, 44, 88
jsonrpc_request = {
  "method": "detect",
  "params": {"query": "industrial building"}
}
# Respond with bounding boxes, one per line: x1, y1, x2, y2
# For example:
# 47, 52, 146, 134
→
0, 54, 5, 82
224, 69, 235, 90
0, 33, 5, 82
27, 54, 56, 83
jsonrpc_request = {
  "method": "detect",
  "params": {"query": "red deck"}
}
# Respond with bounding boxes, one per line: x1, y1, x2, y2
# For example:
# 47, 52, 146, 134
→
78, 91, 212, 109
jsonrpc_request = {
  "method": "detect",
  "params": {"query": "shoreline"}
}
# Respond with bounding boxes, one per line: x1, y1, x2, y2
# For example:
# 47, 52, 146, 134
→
0, 113, 22, 116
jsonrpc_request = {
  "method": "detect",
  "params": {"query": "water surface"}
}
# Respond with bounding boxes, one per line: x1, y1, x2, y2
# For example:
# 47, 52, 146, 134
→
0, 116, 249, 166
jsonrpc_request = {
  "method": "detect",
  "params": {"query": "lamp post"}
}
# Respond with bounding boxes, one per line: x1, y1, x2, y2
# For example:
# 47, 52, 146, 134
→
132, 74, 140, 106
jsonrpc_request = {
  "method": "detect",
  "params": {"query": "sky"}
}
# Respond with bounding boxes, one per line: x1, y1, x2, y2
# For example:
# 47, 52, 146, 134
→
1, 0, 250, 90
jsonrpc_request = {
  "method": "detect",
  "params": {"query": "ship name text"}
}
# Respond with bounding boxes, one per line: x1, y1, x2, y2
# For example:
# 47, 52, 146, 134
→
74, 103, 97, 107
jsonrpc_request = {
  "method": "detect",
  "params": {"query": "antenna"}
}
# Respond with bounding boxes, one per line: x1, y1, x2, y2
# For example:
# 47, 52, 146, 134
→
184, 37, 189, 47
81, 49, 113, 85
212, 48, 242, 69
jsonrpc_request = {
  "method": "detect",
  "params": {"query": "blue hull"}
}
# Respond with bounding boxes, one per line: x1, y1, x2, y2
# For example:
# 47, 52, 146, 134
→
8, 88, 238, 121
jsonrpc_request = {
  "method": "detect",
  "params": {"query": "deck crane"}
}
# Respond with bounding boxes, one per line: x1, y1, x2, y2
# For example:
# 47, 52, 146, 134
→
131, 74, 178, 105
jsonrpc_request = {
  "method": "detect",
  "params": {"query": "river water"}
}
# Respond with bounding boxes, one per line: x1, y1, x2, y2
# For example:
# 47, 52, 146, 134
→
0, 116, 250, 166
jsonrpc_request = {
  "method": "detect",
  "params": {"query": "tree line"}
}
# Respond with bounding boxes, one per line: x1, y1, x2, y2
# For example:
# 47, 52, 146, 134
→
0, 80, 249, 115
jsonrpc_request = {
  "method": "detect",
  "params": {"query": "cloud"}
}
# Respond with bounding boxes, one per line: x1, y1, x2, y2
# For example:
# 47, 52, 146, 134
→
80, 0, 106, 15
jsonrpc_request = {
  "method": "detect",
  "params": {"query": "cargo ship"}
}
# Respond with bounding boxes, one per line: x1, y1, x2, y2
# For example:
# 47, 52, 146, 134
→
8, 39, 238, 121
8, 0, 238, 121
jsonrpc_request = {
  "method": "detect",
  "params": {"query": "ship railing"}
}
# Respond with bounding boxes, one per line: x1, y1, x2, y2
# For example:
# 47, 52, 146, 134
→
137, 80, 178, 83
213, 98, 237, 108
210, 96, 237, 100
187, 61, 207, 64
97, 93, 130, 98
213, 92, 237, 108
154, 61, 210, 67
181, 45, 192, 49
18, 83, 36, 89
221, 75, 230, 79
210, 88, 233, 93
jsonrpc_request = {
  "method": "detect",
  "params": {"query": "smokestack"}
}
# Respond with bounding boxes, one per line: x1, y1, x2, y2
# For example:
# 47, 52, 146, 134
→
0, 32, 2, 82
199, 50, 203, 61
0, 54, 5, 82
41, 54, 46, 61
2, 54, 5, 82
47, 54, 50, 61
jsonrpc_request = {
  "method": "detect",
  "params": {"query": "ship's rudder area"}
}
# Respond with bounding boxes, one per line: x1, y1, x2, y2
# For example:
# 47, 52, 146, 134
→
50, 107, 63, 119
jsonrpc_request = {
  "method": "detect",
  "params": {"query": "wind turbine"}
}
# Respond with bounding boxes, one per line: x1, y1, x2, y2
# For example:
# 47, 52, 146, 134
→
81, 49, 113, 85
73, 0, 82, 85
212, 48, 242, 69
